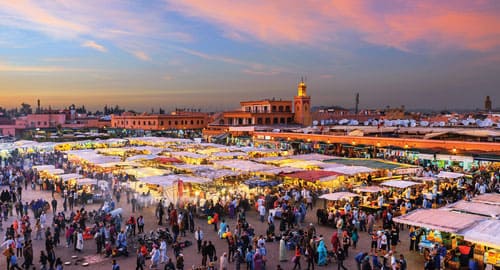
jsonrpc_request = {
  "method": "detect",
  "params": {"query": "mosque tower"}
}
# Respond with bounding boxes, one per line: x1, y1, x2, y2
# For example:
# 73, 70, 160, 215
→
293, 78, 312, 126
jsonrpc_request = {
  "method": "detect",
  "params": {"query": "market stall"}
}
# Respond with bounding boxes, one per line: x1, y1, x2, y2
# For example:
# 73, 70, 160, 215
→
461, 219, 500, 268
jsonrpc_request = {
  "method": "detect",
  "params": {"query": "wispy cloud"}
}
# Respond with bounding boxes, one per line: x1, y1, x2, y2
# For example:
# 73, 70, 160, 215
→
133, 51, 151, 61
178, 47, 288, 75
82, 40, 107, 52
167, 0, 500, 52
0, 1, 191, 60
0, 61, 87, 72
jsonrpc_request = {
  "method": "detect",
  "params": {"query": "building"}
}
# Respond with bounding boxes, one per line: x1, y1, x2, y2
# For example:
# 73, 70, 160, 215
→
485, 96, 492, 111
111, 111, 208, 130
215, 99, 294, 126
294, 80, 312, 126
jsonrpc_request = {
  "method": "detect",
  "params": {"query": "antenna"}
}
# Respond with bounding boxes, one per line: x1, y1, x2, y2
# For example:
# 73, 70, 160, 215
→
355, 92, 359, 115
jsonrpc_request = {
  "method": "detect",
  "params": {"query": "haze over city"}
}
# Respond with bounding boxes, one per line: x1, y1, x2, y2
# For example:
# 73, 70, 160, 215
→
1, 1, 500, 111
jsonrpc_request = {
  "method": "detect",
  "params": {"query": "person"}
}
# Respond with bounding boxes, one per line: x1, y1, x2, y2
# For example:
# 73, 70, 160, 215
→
76, 229, 84, 252
176, 253, 184, 270
305, 245, 314, 270
112, 259, 120, 270
150, 245, 160, 268
160, 239, 168, 264
399, 254, 407, 270
317, 239, 328, 266
195, 226, 203, 253
10, 253, 22, 270
220, 252, 228, 270
409, 227, 416, 251
355, 252, 368, 270
246, 248, 255, 270
336, 248, 347, 270
292, 247, 301, 270
164, 258, 175, 270
137, 216, 145, 234
279, 238, 287, 262
136, 249, 145, 270
342, 231, 351, 257
55, 257, 63, 270
253, 249, 264, 270
39, 250, 48, 270
351, 228, 359, 249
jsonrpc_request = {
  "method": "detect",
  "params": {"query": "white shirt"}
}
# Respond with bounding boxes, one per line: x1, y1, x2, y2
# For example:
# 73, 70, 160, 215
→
195, 230, 204, 241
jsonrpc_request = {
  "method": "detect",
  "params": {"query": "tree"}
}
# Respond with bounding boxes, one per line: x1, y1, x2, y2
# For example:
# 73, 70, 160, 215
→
20, 103, 32, 115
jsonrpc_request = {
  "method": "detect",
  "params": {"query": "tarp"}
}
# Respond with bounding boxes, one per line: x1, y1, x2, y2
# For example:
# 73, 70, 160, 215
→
32, 165, 55, 171
437, 171, 464, 179
324, 158, 411, 170
472, 193, 500, 206
42, 168, 65, 175
324, 166, 375, 175
60, 173, 83, 181
124, 168, 170, 178
354, 186, 388, 193
462, 220, 500, 249
381, 180, 421, 189
214, 160, 277, 172
319, 192, 359, 201
445, 200, 500, 217
393, 209, 485, 233
282, 170, 342, 182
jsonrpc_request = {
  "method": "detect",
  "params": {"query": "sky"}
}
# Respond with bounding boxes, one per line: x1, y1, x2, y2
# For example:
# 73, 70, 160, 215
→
1, 0, 500, 112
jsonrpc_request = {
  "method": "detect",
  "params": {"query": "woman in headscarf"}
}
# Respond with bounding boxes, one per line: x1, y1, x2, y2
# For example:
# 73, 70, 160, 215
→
317, 239, 328, 266
150, 244, 160, 268
279, 238, 287, 262
253, 248, 264, 270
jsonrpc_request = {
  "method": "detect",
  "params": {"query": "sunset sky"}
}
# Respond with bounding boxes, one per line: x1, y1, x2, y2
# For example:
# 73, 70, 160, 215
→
1, 0, 500, 112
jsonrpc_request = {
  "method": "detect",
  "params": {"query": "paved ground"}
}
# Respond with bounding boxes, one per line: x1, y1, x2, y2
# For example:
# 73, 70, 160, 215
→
4, 187, 427, 269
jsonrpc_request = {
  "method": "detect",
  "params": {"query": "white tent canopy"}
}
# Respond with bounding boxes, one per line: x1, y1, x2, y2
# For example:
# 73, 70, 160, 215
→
437, 171, 464, 179
324, 166, 375, 175
213, 160, 277, 172
124, 168, 170, 178
445, 200, 500, 218
319, 192, 359, 201
354, 186, 388, 193
381, 180, 421, 189
393, 209, 484, 233
472, 193, 500, 206
125, 154, 158, 162
462, 220, 500, 249
60, 173, 83, 181
42, 168, 65, 175
32, 165, 55, 171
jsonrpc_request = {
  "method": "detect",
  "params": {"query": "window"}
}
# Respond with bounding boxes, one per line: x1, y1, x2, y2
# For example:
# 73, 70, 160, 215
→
191, 120, 194, 125
265, 118, 271, 124
280, 118, 285, 124
257, 118, 263, 125
285, 106, 290, 112
273, 118, 278, 124
175, 121, 178, 125
197, 120, 200, 124
143, 121, 146, 125
278, 106, 283, 112
169, 121, 171, 125
248, 118, 252, 125
272, 106, 277, 112
160, 121, 164, 125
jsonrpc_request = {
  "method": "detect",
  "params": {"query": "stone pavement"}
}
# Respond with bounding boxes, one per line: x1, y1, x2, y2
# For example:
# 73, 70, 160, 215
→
4, 187, 426, 269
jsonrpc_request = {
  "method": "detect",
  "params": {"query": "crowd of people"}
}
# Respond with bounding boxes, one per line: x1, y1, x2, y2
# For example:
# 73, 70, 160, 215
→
0, 145, 499, 270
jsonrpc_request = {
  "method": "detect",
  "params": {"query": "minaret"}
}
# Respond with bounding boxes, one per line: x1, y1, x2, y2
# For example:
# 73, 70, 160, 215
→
485, 96, 492, 111
293, 78, 312, 126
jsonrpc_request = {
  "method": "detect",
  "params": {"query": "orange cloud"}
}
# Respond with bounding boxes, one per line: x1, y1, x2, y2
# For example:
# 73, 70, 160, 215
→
167, 0, 500, 52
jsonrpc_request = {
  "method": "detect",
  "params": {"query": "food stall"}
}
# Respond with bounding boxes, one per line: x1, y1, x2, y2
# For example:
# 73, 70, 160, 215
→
462, 219, 500, 268
319, 191, 359, 211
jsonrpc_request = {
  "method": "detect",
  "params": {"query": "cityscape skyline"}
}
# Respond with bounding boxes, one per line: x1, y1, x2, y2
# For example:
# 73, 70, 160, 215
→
1, 1, 500, 111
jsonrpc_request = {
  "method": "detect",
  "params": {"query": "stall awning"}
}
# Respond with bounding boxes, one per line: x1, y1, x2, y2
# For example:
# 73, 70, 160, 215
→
354, 186, 388, 193
60, 173, 83, 181
437, 171, 464, 179
445, 200, 500, 218
319, 192, 359, 201
32, 165, 55, 171
393, 209, 485, 233
472, 193, 500, 206
324, 166, 375, 175
282, 170, 342, 182
461, 220, 500, 249
380, 180, 421, 189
